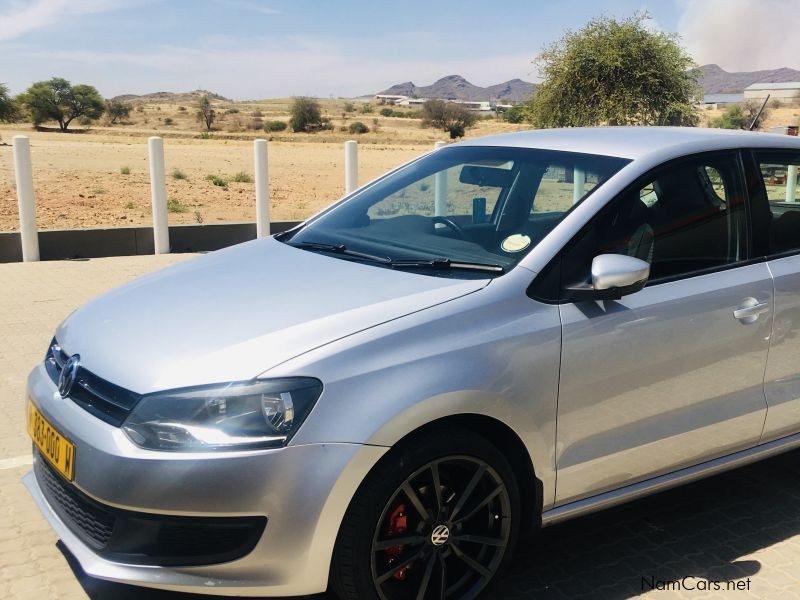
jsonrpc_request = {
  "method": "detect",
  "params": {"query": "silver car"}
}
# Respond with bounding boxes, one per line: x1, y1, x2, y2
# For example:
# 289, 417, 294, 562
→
24, 127, 800, 599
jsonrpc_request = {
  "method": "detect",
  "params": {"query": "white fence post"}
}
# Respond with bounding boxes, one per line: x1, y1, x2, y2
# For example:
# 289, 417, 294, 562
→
254, 139, 270, 237
787, 165, 798, 203
572, 166, 585, 205
345, 140, 358, 195
12, 136, 40, 262
434, 141, 448, 217
148, 137, 169, 254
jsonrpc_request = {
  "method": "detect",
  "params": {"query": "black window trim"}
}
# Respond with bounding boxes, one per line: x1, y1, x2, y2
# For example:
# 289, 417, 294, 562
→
528, 148, 756, 304
746, 148, 800, 261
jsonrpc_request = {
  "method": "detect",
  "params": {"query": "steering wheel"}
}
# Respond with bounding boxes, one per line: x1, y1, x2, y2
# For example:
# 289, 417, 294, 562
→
432, 216, 466, 239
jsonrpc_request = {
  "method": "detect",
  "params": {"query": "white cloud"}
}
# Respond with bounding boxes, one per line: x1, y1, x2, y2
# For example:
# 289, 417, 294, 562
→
0, 0, 125, 42
678, 0, 800, 71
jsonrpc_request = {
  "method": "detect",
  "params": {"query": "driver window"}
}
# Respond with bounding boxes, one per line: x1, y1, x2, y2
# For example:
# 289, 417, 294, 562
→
560, 153, 746, 291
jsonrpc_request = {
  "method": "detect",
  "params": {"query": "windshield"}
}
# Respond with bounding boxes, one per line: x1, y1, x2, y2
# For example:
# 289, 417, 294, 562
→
281, 146, 630, 278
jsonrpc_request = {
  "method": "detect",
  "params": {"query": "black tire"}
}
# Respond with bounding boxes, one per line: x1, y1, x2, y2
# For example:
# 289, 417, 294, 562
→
330, 425, 521, 600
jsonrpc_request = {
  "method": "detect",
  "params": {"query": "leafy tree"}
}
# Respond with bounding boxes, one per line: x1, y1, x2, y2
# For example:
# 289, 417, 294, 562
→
289, 96, 322, 132
709, 101, 771, 131
422, 99, 477, 138
529, 13, 700, 128
106, 99, 131, 124
0, 83, 22, 122
19, 78, 105, 131
196, 95, 216, 131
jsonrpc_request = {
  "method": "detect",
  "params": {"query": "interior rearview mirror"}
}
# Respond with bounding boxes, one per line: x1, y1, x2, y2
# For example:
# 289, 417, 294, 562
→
565, 254, 650, 301
459, 165, 513, 188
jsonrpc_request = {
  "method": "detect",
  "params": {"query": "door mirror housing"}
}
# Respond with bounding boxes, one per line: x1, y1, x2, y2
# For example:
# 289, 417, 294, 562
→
565, 254, 650, 301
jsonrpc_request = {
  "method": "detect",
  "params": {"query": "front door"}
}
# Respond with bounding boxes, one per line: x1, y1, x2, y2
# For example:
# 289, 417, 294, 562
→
554, 152, 771, 504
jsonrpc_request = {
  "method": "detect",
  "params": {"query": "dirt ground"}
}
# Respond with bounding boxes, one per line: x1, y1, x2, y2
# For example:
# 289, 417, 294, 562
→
2, 99, 799, 232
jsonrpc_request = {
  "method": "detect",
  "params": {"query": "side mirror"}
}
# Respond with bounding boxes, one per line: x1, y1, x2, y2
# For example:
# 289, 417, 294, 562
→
565, 254, 650, 301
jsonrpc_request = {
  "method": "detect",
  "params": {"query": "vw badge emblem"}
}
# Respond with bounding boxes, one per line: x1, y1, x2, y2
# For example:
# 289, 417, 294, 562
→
58, 355, 80, 398
430, 524, 450, 546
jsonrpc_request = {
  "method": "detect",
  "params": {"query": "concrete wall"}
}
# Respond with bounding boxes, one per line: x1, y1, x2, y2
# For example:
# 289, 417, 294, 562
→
0, 221, 300, 263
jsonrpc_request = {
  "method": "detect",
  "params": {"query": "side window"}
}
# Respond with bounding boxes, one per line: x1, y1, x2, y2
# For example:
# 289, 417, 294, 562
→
754, 153, 800, 255
561, 153, 747, 290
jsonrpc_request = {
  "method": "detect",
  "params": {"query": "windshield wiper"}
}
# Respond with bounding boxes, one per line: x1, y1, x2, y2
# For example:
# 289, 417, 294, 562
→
390, 258, 504, 274
291, 241, 391, 264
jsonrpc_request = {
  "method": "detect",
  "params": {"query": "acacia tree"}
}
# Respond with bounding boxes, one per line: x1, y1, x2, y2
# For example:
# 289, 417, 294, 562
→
106, 99, 131, 124
422, 100, 477, 139
289, 97, 322, 132
20, 78, 105, 131
0, 83, 21, 123
529, 14, 700, 128
196, 95, 216, 131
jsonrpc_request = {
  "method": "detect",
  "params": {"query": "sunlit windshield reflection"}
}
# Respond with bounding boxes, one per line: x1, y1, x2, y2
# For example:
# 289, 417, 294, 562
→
282, 146, 629, 278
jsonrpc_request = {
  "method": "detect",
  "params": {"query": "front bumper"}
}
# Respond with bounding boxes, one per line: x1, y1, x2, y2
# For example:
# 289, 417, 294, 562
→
24, 363, 388, 596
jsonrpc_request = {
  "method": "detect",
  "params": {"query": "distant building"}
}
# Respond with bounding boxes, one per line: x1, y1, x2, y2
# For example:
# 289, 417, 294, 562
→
702, 93, 744, 109
374, 94, 408, 104
453, 100, 492, 112
395, 97, 426, 106
744, 82, 800, 103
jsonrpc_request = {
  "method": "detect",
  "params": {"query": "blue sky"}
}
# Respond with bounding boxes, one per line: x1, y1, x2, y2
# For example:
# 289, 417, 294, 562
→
1, 0, 797, 99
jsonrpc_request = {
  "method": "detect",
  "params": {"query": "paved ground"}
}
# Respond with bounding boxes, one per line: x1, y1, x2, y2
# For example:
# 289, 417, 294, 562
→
3, 254, 800, 599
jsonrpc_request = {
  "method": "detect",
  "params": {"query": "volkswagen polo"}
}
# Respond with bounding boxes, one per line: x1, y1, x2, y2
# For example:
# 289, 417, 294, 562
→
23, 127, 800, 599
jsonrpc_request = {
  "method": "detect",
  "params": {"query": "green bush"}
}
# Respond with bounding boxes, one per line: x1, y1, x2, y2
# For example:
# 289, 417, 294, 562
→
360, 103, 374, 114
120, 166, 130, 175
502, 105, 527, 124
289, 96, 323, 132
343, 101, 356, 112
264, 120, 287, 131
172, 168, 187, 180
167, 198, 188, 213
349, 121, 369, 134
230, 171, 253, 183
164, 117, 174, 125
380, 107, 393, 117
206, 174, 227, 188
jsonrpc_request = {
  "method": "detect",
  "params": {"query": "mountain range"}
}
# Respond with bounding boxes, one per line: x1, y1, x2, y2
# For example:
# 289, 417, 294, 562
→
692, 64, 800, 94
377, 66, 800, 103
377, 75, 537, 102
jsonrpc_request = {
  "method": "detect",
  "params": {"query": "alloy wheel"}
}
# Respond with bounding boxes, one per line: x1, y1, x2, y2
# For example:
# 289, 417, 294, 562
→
369, 455, 512, 600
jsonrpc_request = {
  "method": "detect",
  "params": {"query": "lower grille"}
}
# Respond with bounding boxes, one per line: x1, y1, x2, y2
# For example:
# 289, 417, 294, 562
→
35, 452, 114, 547
34, 451, 267, 566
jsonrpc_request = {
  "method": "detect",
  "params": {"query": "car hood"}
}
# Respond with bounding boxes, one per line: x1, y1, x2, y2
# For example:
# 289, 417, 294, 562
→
56, 237, 487, 394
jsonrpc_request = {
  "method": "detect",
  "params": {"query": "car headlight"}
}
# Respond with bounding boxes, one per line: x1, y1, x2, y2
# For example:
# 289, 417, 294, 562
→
122, 378, 322, 451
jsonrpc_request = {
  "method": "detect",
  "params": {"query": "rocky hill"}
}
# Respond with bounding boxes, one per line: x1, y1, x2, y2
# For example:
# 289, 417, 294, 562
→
694, 64, 800, 94
111, 89, 231, 104
378, 75, 536, 102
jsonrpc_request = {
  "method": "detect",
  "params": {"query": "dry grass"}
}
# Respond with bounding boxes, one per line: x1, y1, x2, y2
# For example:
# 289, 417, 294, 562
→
0, 98, 529, 232
3, 98, 799, 232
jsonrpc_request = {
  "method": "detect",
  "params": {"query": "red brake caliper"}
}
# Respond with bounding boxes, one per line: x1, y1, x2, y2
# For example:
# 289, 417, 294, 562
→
383, 502, 410, 581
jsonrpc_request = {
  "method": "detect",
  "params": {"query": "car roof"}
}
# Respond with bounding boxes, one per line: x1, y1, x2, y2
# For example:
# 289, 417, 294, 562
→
456, 126, 800, 161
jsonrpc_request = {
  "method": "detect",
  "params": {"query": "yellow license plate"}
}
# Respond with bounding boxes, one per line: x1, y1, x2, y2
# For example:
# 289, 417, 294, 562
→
27, 401, 76, 481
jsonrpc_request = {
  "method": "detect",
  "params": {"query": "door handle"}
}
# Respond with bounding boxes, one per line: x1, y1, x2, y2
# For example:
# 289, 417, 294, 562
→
733, 298, 770, 323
